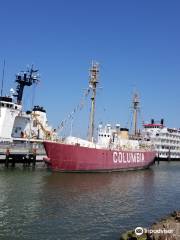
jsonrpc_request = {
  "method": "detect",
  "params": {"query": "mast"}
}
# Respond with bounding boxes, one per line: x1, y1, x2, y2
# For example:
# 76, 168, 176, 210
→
13, 66, 39, 105
132, 92, 140, 136
88, 62, 99, 142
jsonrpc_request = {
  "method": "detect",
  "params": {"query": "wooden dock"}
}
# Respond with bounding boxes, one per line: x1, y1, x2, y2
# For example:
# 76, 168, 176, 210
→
0, 143, 46, 167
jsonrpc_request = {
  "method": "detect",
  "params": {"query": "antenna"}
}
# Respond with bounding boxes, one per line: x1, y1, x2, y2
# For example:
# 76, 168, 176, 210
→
1, 60, 5, 97
13, 65, 40, 105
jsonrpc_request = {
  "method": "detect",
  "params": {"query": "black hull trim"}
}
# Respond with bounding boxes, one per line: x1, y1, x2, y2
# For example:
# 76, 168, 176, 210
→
155, 157, 180, 161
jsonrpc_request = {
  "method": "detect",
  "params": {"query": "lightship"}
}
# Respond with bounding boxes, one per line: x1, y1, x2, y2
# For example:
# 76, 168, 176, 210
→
43, 63, 156, 172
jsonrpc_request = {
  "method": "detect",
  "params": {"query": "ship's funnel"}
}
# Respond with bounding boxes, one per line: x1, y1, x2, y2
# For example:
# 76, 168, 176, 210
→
119, 128, 129, 139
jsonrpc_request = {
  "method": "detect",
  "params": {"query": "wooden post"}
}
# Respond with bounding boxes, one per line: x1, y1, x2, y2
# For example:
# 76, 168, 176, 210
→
32, 148, 36, 167
28, 154, 31, 167
5, 148, 10, 168
11, 157, 15, 168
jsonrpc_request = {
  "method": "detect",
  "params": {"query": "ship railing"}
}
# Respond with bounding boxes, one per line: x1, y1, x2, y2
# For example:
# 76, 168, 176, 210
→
129, 134, 142, 140
138, 140, 155, 150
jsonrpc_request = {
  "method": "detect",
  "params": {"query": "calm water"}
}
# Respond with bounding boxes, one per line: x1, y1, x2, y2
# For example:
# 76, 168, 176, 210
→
0, 162, 180, 240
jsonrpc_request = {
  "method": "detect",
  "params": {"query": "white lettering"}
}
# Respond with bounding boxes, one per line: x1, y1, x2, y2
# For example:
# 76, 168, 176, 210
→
113, 152, 145, 164
113, 152, 118, 163
119, 152, 123, 163
123, 153, 126, 163
127, 153, 130, 163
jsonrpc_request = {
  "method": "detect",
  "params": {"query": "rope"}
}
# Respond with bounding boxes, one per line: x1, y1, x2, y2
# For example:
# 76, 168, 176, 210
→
57, 87, 91, 132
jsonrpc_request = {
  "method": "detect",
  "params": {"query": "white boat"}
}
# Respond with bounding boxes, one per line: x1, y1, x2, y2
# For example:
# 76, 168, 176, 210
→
142, 119, 180, 160
0, 66, 57, 161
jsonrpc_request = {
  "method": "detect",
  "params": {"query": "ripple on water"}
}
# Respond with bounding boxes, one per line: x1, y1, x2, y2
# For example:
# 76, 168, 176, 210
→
0, 162, 180, 240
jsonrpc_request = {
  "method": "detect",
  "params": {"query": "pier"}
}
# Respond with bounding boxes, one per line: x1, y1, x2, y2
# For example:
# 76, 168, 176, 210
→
0, 143, 46, 168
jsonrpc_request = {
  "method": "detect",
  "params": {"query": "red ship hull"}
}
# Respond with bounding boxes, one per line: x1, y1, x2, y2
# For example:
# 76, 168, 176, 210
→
43, 141, 156, 172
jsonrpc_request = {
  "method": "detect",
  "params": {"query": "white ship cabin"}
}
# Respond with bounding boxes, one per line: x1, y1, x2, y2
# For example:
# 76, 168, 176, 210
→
0, 66, 57, 143
97, 124, 139, 150
62, 124, 139, 150
0, 96, 21, 142
30, 106, 57, 140
0, 96, 56, 142
12, 106, 56, 140
143, 119, 180, 159
64, 136, 97, 148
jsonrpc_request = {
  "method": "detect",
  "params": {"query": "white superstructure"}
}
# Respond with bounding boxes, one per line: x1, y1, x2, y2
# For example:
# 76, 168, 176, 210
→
58, 123, 153, 151
97, 123, 151, 150
11, 105, 56, 141
0, 97, 21, 141
0, 67, 57, 144
142, 119, 180, 159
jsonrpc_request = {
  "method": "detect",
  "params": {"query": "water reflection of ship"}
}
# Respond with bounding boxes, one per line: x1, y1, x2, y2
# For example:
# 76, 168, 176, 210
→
37, 169, 156, 237
0, 66, 57, 164
41, 169, 155, 205
42, 173, 112, 193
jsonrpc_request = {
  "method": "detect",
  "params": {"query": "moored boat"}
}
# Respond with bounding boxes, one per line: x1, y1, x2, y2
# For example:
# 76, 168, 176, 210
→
143, 119, 180, 160
44, 140, 155, 172
43, 63, 156, 172
0, 66, 57, 162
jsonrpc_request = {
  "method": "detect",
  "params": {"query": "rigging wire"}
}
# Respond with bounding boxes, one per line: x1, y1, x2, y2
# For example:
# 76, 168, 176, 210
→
1, 59, 5, 97
56, 87, 91, 133
0, 60, 5, 117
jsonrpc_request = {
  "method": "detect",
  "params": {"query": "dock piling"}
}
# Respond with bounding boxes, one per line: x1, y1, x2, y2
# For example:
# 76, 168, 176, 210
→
32, 148, 36, 167
5, 148, 10, 168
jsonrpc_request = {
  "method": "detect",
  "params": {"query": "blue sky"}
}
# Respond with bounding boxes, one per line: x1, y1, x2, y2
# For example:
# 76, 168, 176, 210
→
0, 0, 180, 137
